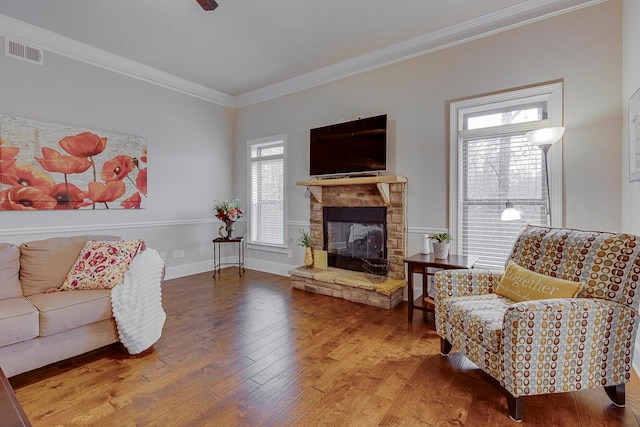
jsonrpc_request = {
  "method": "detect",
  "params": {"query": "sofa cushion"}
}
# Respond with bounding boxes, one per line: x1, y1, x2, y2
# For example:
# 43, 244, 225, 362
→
0, 297, 39, 346
60, 240, 144, 290
441, 293, 513, 353
495, 261, 583, 302
19, 235, 119, 296
0, 243, 22, 300
26, 290, 112, 337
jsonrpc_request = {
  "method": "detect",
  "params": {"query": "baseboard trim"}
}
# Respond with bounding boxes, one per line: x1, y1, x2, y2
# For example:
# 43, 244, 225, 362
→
245, 257, 293, 277
165, 259, 214, 280
165, 256, 294, 280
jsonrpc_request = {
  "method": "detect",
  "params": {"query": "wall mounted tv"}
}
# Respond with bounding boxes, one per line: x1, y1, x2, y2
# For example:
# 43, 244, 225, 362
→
310, 114, 387, 176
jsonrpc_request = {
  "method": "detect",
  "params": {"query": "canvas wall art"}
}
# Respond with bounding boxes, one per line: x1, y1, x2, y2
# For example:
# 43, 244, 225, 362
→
0, 114, 147, 210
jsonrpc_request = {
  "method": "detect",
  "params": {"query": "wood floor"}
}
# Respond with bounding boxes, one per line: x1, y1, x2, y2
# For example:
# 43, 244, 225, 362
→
10, 268, 640, 426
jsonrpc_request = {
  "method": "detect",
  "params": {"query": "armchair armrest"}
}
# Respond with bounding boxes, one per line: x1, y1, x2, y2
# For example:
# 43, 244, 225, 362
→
434, 269, 502, 304
501, 298, 639, 397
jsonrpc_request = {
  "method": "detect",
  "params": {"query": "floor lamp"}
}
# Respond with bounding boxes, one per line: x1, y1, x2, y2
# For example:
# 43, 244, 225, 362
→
501, 127, 564, 224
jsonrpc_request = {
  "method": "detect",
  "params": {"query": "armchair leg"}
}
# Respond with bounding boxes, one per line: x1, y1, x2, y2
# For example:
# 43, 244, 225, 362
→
604, 384, 625, 407
440, 338, 452, 356
507, 394, 526, 422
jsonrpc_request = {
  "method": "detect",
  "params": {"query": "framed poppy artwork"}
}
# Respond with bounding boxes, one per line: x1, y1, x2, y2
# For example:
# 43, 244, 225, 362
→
0, 114, 147, 210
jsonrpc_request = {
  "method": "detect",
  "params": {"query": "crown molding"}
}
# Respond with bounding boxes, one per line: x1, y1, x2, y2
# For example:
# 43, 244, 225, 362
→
0, 14, 235, 108
235, 0, 605, 108
0, 1, 604, 110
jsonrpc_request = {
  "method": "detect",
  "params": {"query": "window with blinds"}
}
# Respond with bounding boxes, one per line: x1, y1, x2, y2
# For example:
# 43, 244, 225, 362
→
450, 83, 563, 269
248, 136, 286, 247
461, 133, 547, 268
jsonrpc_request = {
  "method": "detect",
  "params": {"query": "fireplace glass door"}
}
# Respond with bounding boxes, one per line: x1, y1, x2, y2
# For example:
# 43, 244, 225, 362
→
323, 207, 386, 272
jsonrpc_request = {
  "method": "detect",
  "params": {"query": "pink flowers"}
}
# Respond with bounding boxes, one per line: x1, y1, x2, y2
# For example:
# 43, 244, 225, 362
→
213, 199, 244, 222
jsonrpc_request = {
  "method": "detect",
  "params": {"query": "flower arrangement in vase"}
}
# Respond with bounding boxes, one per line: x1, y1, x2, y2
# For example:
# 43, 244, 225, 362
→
213, 199, 244, 239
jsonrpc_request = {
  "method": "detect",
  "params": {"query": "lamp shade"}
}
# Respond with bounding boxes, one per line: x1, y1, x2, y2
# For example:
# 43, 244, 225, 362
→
501, 201, 521, 221
524, 127, 565, 146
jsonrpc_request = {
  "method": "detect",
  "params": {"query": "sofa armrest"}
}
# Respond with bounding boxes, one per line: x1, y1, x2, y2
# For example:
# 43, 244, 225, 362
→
501, 298, 639, 397
434, 269, 502, 304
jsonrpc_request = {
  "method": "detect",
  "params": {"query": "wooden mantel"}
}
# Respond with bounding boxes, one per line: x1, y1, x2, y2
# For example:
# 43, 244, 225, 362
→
296, 175, 407, 205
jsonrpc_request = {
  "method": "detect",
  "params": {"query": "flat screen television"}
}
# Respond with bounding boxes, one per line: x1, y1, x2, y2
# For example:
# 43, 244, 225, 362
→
310, 114, 387, 176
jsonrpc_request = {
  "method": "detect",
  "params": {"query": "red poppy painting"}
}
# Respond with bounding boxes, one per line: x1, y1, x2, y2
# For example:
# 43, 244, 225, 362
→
0, 114, 147, 210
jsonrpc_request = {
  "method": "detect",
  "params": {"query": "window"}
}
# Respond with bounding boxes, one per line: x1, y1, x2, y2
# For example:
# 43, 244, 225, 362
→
248, 135, 286, 248
449, 83, 563, 269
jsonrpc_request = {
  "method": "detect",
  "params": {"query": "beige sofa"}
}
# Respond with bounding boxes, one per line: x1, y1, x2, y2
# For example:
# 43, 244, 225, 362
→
0, 235, 122, 378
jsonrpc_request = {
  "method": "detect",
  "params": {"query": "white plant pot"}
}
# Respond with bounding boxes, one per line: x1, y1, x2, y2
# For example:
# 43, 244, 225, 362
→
432, 242, 450, 259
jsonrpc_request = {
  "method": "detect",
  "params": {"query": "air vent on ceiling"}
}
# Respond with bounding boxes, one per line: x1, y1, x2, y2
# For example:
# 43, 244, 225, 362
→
5, 39, 43, 65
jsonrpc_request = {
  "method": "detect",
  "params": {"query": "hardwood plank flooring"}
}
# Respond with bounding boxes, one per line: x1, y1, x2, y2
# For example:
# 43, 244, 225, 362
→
9, 268, 640, 426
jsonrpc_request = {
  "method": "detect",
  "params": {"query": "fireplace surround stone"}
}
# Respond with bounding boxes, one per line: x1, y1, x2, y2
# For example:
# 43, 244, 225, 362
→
294, 176, 407, 308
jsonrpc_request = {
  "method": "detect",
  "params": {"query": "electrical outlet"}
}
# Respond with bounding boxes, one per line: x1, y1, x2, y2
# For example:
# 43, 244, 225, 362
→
160, 252, 166, 261
287, 248, 293, 258
173, 250, 180, 259
179, 249, 185, 259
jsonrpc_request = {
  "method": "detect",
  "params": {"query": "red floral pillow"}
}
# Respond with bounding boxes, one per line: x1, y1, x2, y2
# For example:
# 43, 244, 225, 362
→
60, 240, 144, 290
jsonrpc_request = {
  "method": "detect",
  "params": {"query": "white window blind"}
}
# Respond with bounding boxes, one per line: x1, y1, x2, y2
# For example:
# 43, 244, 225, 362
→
461, 133, 548, 268
449, 83, 563, 270
249, 137, 285, 246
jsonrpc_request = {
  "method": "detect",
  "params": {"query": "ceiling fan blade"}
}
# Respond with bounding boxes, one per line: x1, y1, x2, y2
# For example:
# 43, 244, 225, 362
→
196, 0, 218, 11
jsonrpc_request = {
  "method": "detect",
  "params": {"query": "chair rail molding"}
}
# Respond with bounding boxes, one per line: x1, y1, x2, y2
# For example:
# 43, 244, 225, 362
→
0, 218, 216, 237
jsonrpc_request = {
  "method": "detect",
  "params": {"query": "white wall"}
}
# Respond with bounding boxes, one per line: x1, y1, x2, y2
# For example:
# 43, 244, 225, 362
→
0, 39, 235, 278
622, 0, 640, 236
622, 0, 640, 372
235, 1, 623, 274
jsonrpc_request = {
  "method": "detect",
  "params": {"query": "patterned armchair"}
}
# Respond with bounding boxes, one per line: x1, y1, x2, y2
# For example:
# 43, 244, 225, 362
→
435, 225, 640, 422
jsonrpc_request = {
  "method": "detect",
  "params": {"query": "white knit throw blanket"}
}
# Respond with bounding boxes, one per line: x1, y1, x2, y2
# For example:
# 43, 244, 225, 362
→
111, 248, 166, 354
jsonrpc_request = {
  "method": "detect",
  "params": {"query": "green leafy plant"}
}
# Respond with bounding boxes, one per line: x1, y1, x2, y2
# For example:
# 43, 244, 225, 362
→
297, 228, 312, 248
429, 232, 452, 243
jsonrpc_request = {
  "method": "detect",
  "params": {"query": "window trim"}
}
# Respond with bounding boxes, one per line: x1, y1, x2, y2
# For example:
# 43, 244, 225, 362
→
246, 134, 288, 250
448, 82, 563, 257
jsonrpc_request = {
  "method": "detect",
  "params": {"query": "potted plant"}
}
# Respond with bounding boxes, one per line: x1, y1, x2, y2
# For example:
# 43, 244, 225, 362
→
298, 228, 313, 268
429, 232, 452, 259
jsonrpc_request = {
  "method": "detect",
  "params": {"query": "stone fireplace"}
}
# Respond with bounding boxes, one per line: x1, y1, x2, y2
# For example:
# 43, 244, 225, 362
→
307, 177, 407, 281
290, 176, 407, 309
